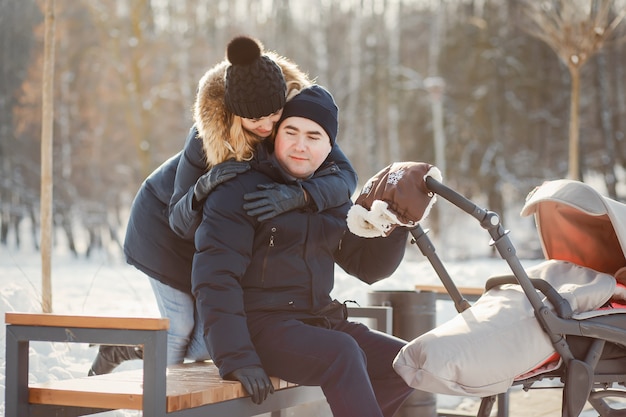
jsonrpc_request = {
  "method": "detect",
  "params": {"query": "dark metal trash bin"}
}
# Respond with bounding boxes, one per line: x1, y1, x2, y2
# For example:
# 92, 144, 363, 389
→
369, 290, 436, 417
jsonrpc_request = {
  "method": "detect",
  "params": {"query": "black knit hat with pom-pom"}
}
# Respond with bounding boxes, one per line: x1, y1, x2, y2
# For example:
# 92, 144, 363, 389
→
224, 36, 287, 119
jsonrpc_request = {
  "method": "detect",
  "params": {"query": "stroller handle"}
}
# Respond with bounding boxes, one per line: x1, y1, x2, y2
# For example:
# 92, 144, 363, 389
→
425, 175, 499, 229
423, 175, 572, 352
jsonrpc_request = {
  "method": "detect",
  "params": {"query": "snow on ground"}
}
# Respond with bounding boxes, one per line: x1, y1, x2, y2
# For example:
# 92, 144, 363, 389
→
0, 207, 549, 416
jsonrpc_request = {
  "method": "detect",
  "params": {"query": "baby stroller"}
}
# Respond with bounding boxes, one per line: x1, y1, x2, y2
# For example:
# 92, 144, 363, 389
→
393, 177, 626, 417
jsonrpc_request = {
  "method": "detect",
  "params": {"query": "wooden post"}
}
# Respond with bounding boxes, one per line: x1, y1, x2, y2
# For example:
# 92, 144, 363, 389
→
40, 0, 56, 313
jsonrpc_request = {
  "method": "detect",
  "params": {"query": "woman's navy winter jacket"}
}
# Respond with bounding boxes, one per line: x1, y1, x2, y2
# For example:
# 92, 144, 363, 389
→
124, 127, 358, 293
192, 143, 409, 378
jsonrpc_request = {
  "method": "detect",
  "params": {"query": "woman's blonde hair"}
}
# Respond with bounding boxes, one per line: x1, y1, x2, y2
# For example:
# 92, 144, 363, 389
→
227, 116, 263, 162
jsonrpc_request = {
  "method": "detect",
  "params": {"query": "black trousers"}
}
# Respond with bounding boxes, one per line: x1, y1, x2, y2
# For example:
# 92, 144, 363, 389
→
251, 318, 414, 417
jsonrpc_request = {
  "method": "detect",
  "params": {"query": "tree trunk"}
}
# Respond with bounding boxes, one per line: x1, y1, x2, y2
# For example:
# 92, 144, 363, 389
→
426, 2, 446, 241
612, 42, 626, 166
386, 0, 402, 162
343, 2, 363, 172
596, 51, 617, 198
567, 64, 581, 180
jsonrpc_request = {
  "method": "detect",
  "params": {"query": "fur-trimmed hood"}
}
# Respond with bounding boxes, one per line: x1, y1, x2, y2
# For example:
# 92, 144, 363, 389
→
193, 52, 312, 169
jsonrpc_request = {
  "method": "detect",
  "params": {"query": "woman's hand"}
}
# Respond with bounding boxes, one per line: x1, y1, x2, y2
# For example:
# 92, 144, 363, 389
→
193, 160, 250, 204
243, 183, 308, 221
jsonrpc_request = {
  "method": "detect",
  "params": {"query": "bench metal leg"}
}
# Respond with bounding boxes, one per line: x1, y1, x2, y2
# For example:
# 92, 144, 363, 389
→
5, 326, 30, 417
141, 329, 168, 417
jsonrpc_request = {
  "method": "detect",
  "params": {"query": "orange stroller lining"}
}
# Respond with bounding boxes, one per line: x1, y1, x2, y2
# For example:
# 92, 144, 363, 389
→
535, 202, 626, 276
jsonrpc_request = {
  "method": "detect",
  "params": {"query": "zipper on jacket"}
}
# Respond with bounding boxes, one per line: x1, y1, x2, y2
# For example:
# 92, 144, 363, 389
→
260, 227, 276, 285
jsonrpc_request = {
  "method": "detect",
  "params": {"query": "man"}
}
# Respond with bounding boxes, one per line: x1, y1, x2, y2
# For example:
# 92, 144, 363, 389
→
192, 85, 414, 417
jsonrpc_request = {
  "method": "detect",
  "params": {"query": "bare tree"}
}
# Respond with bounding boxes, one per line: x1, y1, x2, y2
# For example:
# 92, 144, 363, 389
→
342, 2, 364, 169
0, 0, 40, 248
515, 0, 626, 180
385, 0, 403, 163
595, 49, 618, 198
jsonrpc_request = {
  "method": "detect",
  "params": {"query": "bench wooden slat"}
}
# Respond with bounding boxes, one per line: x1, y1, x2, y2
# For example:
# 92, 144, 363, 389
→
29, 378, 143, 410
166, 363, 246, 411
415, 284, 484, 296
5, 312, 168, 331
28, 362, 297, 413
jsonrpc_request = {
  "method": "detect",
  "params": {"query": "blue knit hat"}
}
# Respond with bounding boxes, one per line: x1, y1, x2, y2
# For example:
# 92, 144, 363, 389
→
279, 85, 338, 146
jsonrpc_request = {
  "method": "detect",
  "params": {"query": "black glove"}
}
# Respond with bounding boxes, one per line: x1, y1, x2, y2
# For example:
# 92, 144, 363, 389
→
193, 160, 250, 204
243, 183, 307, 221
228, 366, 274, 405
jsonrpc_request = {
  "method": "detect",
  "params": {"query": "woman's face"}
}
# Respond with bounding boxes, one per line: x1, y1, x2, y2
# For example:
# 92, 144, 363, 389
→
274, 116, 332, 179
241, 109, 283, 138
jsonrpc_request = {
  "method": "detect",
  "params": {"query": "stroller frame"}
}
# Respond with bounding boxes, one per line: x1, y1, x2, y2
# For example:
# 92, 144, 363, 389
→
411, 176, 626, 417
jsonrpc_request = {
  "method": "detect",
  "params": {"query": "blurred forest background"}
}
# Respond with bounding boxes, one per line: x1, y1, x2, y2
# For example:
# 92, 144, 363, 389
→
1, 0, 626, 257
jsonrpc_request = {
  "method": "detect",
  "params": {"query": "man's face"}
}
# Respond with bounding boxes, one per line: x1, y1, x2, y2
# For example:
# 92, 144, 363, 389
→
274, 116, 332, 179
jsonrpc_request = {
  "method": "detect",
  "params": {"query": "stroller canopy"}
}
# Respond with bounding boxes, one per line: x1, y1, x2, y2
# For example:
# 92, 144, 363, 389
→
521, 179, 626, 276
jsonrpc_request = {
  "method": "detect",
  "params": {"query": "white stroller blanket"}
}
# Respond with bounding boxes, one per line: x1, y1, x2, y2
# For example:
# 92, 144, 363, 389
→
393, 260, 615, 397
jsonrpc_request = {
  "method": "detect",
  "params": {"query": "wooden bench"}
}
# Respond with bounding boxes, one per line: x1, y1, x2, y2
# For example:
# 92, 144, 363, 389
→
5, 307, 392, 417
415, 284, 484, 302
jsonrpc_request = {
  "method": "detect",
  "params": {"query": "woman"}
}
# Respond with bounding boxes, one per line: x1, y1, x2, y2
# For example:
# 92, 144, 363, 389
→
89, 36, 358, 375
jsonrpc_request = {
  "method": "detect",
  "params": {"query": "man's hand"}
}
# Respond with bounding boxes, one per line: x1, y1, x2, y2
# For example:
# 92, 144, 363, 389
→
243, 183, 307, 221
194, 160, 250, 203
228, 366, 275, 405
